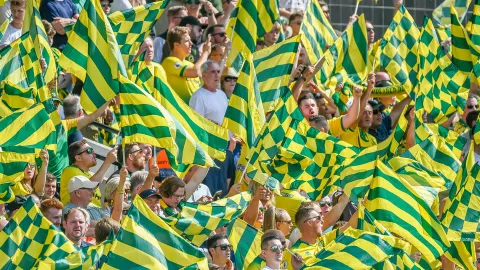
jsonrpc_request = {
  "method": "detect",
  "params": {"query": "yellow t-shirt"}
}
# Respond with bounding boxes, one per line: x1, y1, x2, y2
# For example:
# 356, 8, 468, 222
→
340, 127, 377, 148
327, 116, 345, 138
161, 56, 201, 103
11, 181, 32, 197
291, 229, 339, 264
60, 165, 102, 208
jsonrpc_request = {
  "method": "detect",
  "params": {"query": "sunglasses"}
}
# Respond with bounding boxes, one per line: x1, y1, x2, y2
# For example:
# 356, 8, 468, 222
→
129, 149, 143, 155
467, 104, 479, 109
224, 76, 237, 82
214, 244, 233, 251
367, 28, 375, 32
26, 163, 36, 169
101, 2, 111, 7
269, 245, 284, 252
212, 32, 226, 38
373, 109, 382, 115
303, 215, 321, 223
319, 201, 331, 207
186, 0, 201, 4
77, 147, 94, 156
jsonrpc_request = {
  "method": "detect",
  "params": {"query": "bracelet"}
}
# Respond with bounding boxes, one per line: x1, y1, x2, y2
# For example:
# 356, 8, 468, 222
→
207, 13, 213, 16
298, 75, 305, 82
117, 188, 125, 194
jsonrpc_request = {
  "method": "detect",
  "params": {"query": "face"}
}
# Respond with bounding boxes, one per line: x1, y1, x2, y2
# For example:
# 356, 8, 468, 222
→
264, 27, 280, 46
221, 76, 237, 97
366, 22, 375, 44
162, 187, 185, 208
171, 10, 188, 26
255, 201, 265, 228
304, 210, 324, 236
203, 63, 221, 88
209, 46, 225, 64
359, 104, 373, 130
100, 1, 111, 14
190, 25, 203, 43
298, 46, 308, 66
10, 4, 25, 25
140, 39, 154, 62
63, 211, 88, 244
44, 181, 57, 198
176, 33, 193, 55
371, 107, 383, 128
185, 0, 201, 15
75, 188, 95, 205
76, 144, 97, 167
129, 145, 146, 171
316, 97, 328, 117
289, 16, 303, 36
261, 188, 272, 204
211, 27, 227, 44
464, 97, 479, 117
321, 5, 330, 21
144, 196, 160, 215
276, 213, 293, 236
319, 197, 332, 217
210, 238, 231, 264
45, 207, 62, 228
24, 163, 35, 181
300, 98, 319, 119
263, 239, 284, 263
139, 144, 152, 161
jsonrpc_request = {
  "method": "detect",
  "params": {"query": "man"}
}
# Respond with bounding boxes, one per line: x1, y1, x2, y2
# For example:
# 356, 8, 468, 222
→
179, 16, 206, 63
455, 94, 479, 135
340, 102, 378, 148
207, 234, 234, 270
95, 217, 121, 243
0, 0, 24, 49
109, 143, 146, 179
60, 139, 117, 206
43, 173, 57, 199
153, 6, 188, 64
162, 26, 211, 103
288, 12, 303, 38
40, 0, 79, 50
63, 208, 91, 247
63, 175, 106, 224
260, 235, 284, 270
205, 24, 228, 45
40, 198, 63, 228
63, 95, 84, 145
139, 189, 162, 215
157, 176, 186, 217
366, 20, 375, 50
278, 0, 306, 18
466, 110, 480, 165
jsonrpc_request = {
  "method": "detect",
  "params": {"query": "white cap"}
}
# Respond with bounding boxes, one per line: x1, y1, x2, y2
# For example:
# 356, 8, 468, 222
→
68, 175, 99, 193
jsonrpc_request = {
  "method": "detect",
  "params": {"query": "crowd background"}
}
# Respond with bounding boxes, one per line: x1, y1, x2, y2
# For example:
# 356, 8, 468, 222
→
0, 0, 478, 269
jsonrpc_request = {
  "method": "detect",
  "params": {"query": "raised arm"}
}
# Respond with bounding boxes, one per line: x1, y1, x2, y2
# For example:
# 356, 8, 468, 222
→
343, 74, 375, 129
111, 167, 128, 222
34, 149, 49, 196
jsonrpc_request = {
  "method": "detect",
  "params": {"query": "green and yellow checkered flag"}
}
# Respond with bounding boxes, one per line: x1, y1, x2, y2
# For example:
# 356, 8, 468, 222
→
136, 62, 229, 161
0, 81, 36, 118
364, 160, 450, 264
119, 74, 214, 176
0, 152, 35, 185
0, 197, 78, 268
160, 191, 251, 247
0, 102, 56, 152
103, 197, 208, 269
451, 6, 480, 77
109, 1, 169, 67
467, 0, 480, 42
0, 34, 31, 90
305, 228, 410, 269
441, 142, 480, 242
59, 0, 126, 113
253, 34, 300, 112
321, 14, 368, 91
225, 0, 279, 71
22, 0, 57, 85
433, 0, 472, 27
416, 17, 469, 124
227, 218, 263, 270
300, 0, 337, 68
380, 4, 420, 96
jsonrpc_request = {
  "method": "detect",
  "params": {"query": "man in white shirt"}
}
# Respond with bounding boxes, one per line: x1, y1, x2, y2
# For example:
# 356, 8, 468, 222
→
189, 60, 228, 126
0, 0, 24, 49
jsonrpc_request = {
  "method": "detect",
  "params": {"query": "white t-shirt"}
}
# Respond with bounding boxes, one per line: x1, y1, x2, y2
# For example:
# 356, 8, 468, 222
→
475, 152, 480, 166
187, 183, 212, 202
189, 87, 228, 126
153, 36, 166, 64
0, 24, 21, 47
110, 0, 132, 13
278, 0, 307, 12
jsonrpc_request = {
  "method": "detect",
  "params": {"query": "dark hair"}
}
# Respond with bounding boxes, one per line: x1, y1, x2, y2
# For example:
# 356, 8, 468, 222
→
67, 139, 88, 164
466, 110, 479, 129
205, 24, 224, 38
158, 176, 185, 198
289, 12, 303, 23
206, 233, 228, 256
309, 115, 328, 131
95, 218, 121, 243
117, 143, 139, 164
46, 172, 56, 183
295, 207, 315, 225
297, 94, 315, 107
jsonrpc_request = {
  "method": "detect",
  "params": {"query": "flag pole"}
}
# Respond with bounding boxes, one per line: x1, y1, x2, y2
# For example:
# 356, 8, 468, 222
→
354, 1, 360, 15
153, 146, 158, 190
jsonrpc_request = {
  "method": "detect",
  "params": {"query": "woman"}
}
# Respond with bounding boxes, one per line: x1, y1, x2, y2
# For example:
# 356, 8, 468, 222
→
220, 67, 238, 99
12, 149, 48, 196
263, 207, 293, 246
102, 168, 129, 221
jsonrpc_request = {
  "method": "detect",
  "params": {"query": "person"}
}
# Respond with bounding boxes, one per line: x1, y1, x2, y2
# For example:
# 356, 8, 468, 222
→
220, 67, 238, 99
0, 0, 24, 49
204, 24, 228, 46
11, 149, 48, 197
454, 94, 479, 135
366, 20, 375, 50
130, 171, 149, 200
139, 189, 162, 215
185, 167, 212, 203
109, 143, 146, 179
278, 0, 306, 19
110, 0, 132, 13
40, 0, 79, 50
162, 26, 210, 103
103, 168, 129, 221
100, 0, 112, 14
43, 173, 58, 199
263, 207, 293, 241
340, 102, 378, 148
476, 247, 480, 270
466, 110, 480, 165
60, 139, 118, 207
185, 0, 216, 25
288, 12, 303, 38
263, 21, 281, 47
63, 208, 91, 247
207, 234, 234, 270
40, 198, 63, 228
260, 234, 284, 270
153, 6, 188, 64
157, 176, 186, 217
5, 196, 26, 220
139, 144, 153, 162
95, 217, 121, 243
209, 44, 225, 64
178, 16, 206, 63
63, 95, 85, 146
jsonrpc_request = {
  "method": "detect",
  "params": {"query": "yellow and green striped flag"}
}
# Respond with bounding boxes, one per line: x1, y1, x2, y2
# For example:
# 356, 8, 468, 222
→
227, 218, 263, 270
321, 14, 368, 91
109, 1, 169, 67
432, 0, 472, 27
0, 81, 36, 118
444, 241, 477, 270
466, 0, 480, 42
135, 62, 229, 161
416, 17, 469, 124
441, 143, 480, 242
103, 197, 208, 269
0, 19, 9, 42
451, 6, 480, 76
118, 74, 214, 175
0, 197, 78, 268
0, 152, 35, 185
0, 34, 31, 89
59, 0, 126, 113
380, 4, 420, 96
253, 34, 300, 112
364, 160, 450, 264
160, 191, 251, 246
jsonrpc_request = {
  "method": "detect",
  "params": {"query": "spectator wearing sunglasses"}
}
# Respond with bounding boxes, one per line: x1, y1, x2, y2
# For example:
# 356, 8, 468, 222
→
60, 139, 118, 208
109, 143, 147, 180
204, 24, 228, 45
260, 234, 285, 270
100, 0, 112, 14
454, 94, 480, 136
288, 12, 303, 38
220, 67, 238, 99
11, 149, 48, 197
207, 234, 235, 270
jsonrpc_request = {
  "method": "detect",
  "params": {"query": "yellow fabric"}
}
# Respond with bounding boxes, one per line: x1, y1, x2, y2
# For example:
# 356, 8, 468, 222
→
327, 116, 345, 137
11, 181, 32, 196
161, 56, 201, 103
291, 229, 338, 263
60, 166, 102, 208
340, 127, 377, 148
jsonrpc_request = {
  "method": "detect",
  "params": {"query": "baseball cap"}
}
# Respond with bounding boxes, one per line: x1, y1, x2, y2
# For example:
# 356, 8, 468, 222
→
68, 175, 99, 193
179, 16, 208, 29
6, 195, 26, 214
139, 189, 162, 199
368, 99, 386, 112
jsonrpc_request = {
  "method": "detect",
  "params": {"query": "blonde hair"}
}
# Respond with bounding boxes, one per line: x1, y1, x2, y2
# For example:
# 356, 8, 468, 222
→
263, 206, 276, 233
167, 26, 189, 51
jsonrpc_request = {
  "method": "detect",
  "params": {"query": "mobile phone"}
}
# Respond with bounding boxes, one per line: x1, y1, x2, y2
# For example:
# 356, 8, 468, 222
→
213, 190, 222, 201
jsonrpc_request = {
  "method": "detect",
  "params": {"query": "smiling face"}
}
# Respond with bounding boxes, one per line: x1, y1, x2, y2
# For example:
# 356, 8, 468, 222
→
359, 104, 373, 130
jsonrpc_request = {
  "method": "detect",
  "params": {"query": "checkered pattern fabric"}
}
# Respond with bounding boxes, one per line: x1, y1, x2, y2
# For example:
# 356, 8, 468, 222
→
379, 5, 420, 96
432, 0, 471, 27
0, 198, 77, 269
475, 111, 480, 145
160, 192, 251, 247
441, 146, 480, 242
0, 152, 35, 186
451, 6, 480, 76
466, 0, 480, 42
109, 1, 168, 67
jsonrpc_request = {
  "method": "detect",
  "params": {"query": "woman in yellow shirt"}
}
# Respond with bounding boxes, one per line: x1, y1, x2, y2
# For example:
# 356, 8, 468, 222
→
12, 149, 49, 197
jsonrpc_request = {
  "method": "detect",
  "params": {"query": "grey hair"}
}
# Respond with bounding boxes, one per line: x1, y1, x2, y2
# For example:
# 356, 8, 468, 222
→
63, 95, 82, 118
200, 60, 219, 74
130, 171, 149, 192
104, 177, 120, 200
